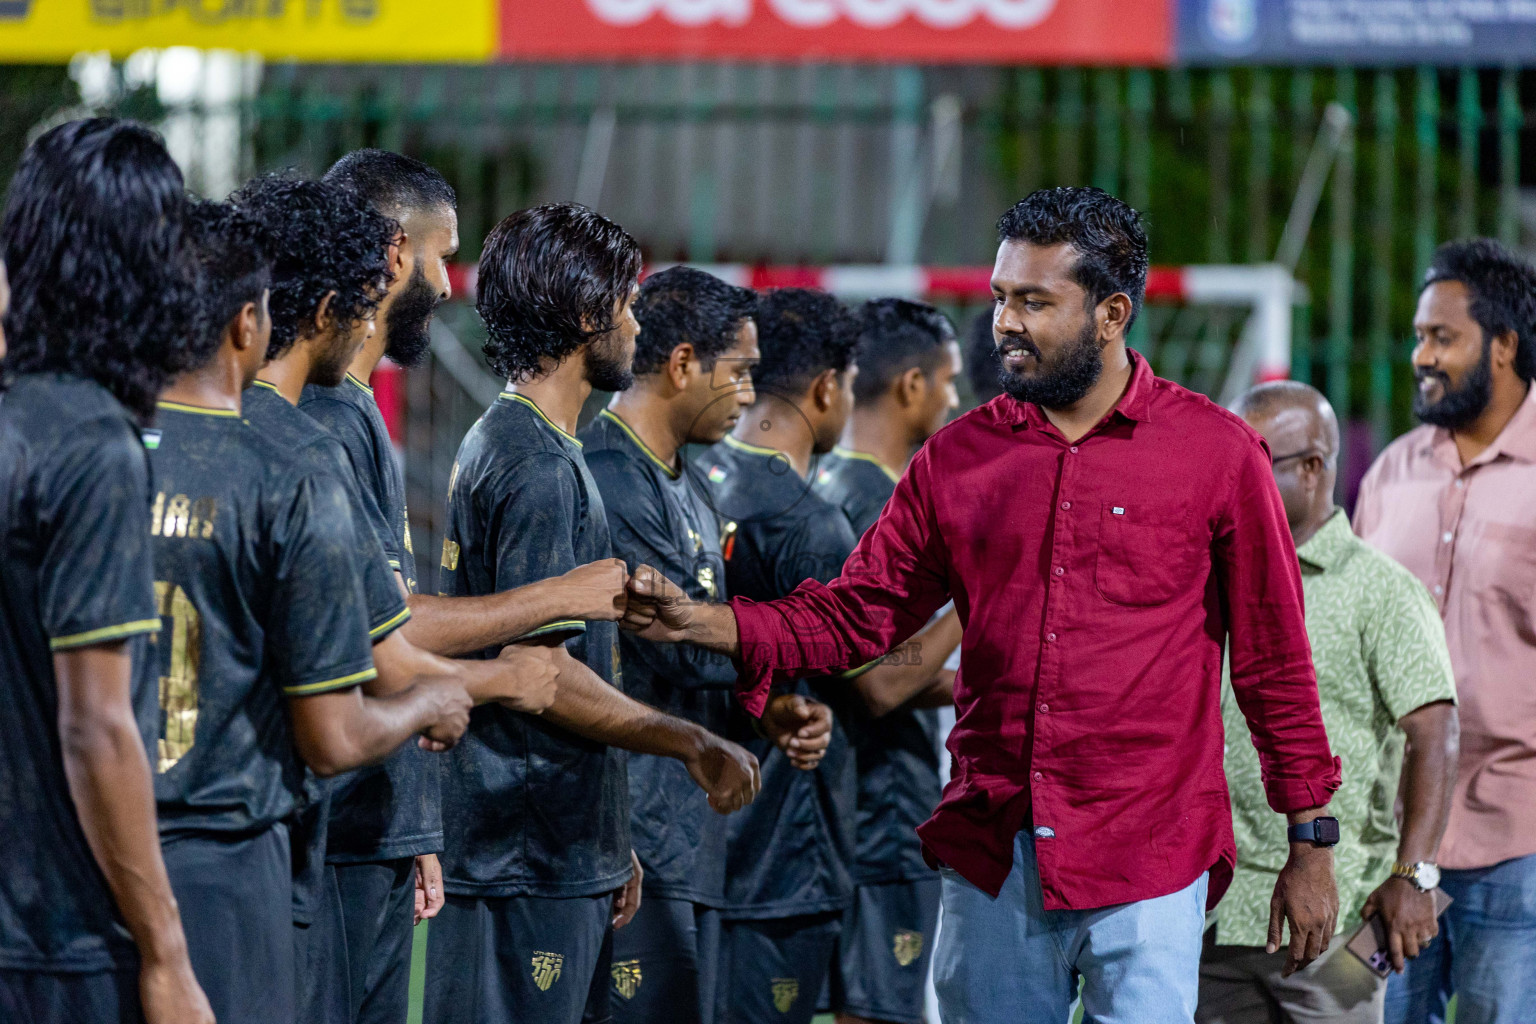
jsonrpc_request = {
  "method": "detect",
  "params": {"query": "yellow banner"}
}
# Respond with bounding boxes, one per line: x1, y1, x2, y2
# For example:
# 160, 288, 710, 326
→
0, 1, 494, 62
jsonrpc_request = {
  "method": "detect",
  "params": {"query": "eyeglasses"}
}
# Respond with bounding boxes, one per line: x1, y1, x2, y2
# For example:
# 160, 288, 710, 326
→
1270, 449, 1335, 468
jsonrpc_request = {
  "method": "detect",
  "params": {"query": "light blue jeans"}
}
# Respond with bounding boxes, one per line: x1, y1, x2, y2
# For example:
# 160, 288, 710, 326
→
1384, 851, 1536, 1024
933, 831, 1208, 1024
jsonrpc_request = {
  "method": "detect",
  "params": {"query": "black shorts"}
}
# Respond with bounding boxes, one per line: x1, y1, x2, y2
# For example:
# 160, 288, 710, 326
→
0, 967, 141, 1023
334, 859, 417, 1024
610, 897, 720, 1024
423, 892, 615, 1024
826, 878, 940, 1024
716, 912, 841, 1024
294, 859, 350, 1024
162, 824, 294, 1024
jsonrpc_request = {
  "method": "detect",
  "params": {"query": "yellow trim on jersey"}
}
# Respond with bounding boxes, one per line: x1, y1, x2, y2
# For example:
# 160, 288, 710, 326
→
722, 434, 781, 458
50, 618, 162, 651
346, 373, 374, 396
283, 667, 378, 696
512, 619, 586, 642
250, 379, 284, 395
599, 409, 678, 479
499, 392, 582, 447
368, 606, 412, 640
839, 658, 881, 680
831, 446, 901, 485
156, 400, 240, 418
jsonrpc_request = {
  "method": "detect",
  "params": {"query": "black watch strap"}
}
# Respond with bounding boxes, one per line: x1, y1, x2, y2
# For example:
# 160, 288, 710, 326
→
1287, 817, 1341, 847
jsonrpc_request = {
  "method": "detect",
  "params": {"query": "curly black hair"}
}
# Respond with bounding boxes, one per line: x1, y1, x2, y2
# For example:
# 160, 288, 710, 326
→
323, 148, 457, 219
229, 174, 397, 361
184, 201, 272, 372
1424, 238, 1536, 383
851, 297, 955, 403
751, 288, 860, 397
632, 266, 757, 376
0, 117, 197, 423
964, 309, 1004, 403
997, 186, 1150, 330
477, 202, 642, 382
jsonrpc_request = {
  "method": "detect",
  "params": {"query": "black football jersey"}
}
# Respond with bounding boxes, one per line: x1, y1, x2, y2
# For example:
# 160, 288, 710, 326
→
146, 400, 382, 836
700, 435, 859, 919
0, 374, 161, 972
581, 409, 737, 906
438, 391, 629, 897
814, 447, 944, 884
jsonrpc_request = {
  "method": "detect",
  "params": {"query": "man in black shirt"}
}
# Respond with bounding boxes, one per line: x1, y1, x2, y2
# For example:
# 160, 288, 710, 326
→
0, 118, 210, 1024
583, 267, 833, 1024
429, 205, 761, 1024
812, 298, 962, 1024
310, 154, 638, 1023
147, 199, 495, 1024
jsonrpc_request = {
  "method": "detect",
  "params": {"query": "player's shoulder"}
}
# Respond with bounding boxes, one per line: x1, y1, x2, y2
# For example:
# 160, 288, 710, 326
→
299, 379, 374, 430
3, 372, 141, 450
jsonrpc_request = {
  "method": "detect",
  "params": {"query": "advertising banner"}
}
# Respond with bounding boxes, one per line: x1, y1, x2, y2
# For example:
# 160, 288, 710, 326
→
499, 0, 1173, 65
1179, 0, 1536, 64
0, 0, 494, 62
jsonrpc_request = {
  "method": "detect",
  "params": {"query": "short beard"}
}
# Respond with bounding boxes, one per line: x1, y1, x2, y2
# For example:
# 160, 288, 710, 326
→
1414, 335, 1493, 429
383, 260, 438, 369
586, 328, 634, 393
998, 318, 1103, 409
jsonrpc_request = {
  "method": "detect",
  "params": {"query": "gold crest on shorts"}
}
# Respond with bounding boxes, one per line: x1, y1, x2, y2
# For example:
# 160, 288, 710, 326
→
531, 951, 563, 991
611, 959, 642, 1000
893, 929, 924, 967
770, 978, 799, 1013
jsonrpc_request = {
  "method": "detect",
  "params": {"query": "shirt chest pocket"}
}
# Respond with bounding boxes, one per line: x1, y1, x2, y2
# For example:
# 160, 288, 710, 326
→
1094, 500, 1199, 606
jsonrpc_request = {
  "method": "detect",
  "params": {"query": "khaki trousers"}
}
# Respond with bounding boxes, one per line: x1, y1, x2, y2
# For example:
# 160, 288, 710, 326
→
1197, 927, 1386, 1024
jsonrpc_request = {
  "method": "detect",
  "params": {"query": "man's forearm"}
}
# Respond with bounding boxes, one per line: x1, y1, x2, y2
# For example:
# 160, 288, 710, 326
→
403, 583, 568, 657
1397, 701, 1458, 864
679, 603, 741, 657
296, 684, 453, 777
852, 611, 961, 717
55, 648, 189, 967
542, 656, 708, 762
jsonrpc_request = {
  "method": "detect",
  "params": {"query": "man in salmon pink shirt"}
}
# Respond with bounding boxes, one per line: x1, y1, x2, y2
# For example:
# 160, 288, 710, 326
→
625, 187, 1342, 1024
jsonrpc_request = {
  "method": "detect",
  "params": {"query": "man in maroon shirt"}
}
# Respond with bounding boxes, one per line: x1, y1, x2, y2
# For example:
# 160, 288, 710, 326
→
624, 187, 1341, 1022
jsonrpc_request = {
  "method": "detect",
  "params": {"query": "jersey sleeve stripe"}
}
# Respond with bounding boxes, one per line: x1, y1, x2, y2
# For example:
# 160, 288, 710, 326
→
511, 619, 587, 642
838, 658, 881, 680
282, 667, 378, 696
368, 606, 412, 640
49, 618, 162, 651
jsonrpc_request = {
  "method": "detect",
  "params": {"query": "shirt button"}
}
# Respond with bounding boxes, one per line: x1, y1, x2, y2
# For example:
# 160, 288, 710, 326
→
1069, 446, 1079, 453
1061, 501, 1071, 510
1033, 771, 1044, 781
1038, 702, 1049, 713
1442, 532, 1453, 543
1054, 567, 1065, 576
1434, 585, 1444, 595
1046, 632, 1057, 642
1455, 479, 1465, 489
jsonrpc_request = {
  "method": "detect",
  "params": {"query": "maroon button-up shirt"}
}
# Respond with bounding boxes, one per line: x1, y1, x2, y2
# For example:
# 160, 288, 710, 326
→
731, 354, 1340, 910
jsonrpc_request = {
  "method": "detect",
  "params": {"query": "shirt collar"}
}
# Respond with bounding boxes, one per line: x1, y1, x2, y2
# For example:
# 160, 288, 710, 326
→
1420, 381, 1536, 470
1001, 348, 1156, 433
1296, 507, 1355, 573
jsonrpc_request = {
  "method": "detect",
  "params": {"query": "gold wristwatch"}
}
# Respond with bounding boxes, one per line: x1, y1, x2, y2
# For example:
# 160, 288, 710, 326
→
1391, 861, 1441, 893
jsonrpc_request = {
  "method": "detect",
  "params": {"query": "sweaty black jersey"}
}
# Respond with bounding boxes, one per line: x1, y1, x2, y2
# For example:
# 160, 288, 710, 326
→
301, 373, 417, 593
813, 448, 943, 884
243, 381, 436, 862
147, 401, 383, 836
701, 435, 859, 919
581, 409, 737, 906
438, 391, 629, 897
0, 374, 161, 972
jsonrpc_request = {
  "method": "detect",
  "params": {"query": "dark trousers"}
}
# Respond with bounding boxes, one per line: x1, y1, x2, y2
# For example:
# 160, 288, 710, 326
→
0, 968, 142, 1024
717, 912, 842, 1024
827, 878, 941, 1024
335, 859, 418, 1024
610, 896, 721, 1024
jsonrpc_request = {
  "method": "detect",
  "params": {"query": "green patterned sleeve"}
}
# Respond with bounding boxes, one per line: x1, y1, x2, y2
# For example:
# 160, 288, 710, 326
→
1364, 560, 1458, 722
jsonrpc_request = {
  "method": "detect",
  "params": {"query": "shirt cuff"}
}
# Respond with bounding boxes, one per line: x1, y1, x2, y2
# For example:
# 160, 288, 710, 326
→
1262, 756, 1343, 814
729, 597, 779, 719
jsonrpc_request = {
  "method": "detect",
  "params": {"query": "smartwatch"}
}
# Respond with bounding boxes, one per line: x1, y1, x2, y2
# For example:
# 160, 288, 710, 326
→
1286, 817, 1340, 847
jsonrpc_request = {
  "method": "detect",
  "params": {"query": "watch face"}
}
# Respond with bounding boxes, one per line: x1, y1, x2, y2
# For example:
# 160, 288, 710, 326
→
1315, 817, 1341, 845
1416, 863, 1441, 891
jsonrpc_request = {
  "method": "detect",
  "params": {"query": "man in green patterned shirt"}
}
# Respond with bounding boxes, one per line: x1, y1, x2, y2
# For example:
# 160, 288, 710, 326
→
1198, 382, 1459, 1024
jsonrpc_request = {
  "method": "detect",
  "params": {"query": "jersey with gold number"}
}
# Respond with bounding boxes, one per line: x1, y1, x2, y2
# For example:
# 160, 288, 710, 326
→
0, 374, 161, 973
146, 401, 382, 836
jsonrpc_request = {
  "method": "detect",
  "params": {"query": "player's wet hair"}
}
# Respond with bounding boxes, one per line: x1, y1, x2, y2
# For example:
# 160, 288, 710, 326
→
230, 174, 398, 361
323, 149, 457, 218
477, 202, 642, 382
0, 117, 197, 423
751, 288, 860, 397
1423, 237, 1536, 383
997, 186, 1149, 329
964, 309, 1004, 403
851, 297, 955, 404
184, 201, 272, 372
632, 266, 757, 376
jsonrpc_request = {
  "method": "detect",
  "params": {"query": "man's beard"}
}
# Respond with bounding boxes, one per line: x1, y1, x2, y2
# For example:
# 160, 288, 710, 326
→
1414, 336, 1493, 429
997, 318, 1103, 409
586, 327, 634, 393
383, 261, 439, 369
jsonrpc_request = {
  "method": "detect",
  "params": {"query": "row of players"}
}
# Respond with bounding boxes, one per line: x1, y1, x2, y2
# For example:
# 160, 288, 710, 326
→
0, 117, 969, 1024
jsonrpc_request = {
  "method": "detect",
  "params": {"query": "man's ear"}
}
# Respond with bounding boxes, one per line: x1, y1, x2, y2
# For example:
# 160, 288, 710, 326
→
231, 301, 261, 352
896, 365, 927, 408
668, 342, 696, 391
388, 234, 408, 278
311, 290, 337, 337
1492, 328, 1519, 372
812, 367, 840, 412
1097, 292, 1134, 344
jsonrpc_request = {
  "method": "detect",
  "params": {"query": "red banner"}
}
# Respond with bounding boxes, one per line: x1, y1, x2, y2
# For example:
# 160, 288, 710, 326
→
499, 0, 1171, 65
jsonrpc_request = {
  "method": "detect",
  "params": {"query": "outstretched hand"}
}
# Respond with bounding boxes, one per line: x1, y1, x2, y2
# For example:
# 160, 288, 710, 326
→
761, 694, 832, 771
